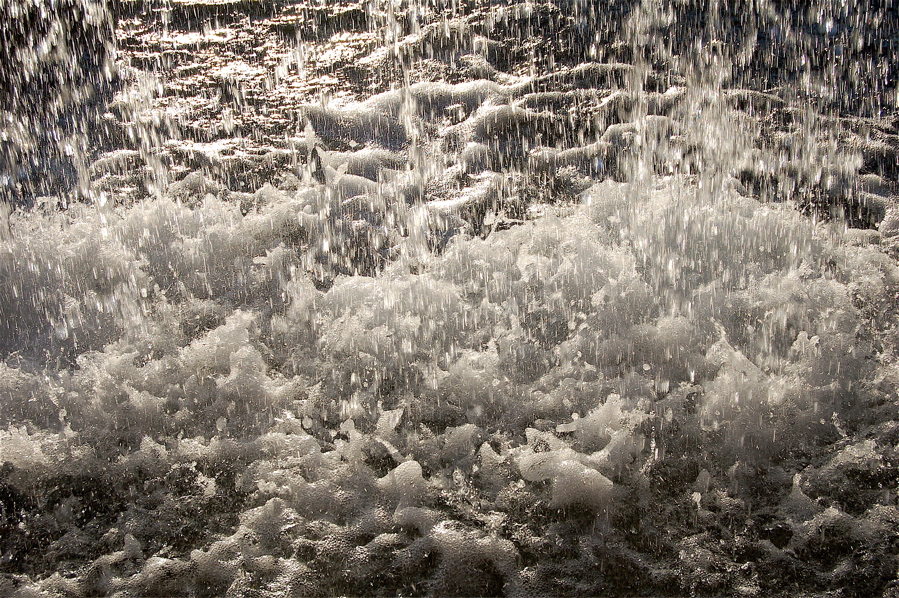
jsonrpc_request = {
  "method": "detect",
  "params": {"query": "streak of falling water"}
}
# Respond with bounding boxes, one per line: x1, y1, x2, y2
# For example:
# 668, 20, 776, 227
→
0, 0, 116, 213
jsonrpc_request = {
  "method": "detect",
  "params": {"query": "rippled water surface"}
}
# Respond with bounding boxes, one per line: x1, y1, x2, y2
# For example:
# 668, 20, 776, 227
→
2, 1, 899, 596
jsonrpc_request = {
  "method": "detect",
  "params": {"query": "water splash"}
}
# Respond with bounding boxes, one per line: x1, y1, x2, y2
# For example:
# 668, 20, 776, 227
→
1, 1, 899, 595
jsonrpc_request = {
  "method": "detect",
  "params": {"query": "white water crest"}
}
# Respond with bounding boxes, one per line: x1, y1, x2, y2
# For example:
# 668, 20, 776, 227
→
1, 0, 898, 595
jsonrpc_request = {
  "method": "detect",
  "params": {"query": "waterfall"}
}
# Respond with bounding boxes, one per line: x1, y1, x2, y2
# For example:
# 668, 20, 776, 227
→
1, 1, 898, 595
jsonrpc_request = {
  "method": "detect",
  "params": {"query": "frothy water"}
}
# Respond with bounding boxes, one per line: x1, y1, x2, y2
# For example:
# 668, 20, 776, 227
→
1, 1, 899, 596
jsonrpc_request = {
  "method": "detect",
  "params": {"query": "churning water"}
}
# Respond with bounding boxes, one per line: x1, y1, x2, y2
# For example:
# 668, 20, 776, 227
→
1, 1, 899, 596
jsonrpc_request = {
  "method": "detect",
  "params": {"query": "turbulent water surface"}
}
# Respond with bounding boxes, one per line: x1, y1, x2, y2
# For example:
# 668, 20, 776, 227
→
2, 1, 899, 596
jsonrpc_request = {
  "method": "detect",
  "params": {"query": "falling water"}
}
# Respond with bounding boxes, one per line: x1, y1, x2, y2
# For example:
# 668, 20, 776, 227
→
1, 1, 898, 595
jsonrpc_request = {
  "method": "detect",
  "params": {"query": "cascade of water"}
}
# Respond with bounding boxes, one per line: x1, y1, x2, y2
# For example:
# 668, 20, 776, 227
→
1, 0, 116, 222
1, 1, 898, 595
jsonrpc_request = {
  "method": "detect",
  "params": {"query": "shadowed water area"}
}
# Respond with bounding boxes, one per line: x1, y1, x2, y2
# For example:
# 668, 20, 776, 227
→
2, 1, 899, 596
